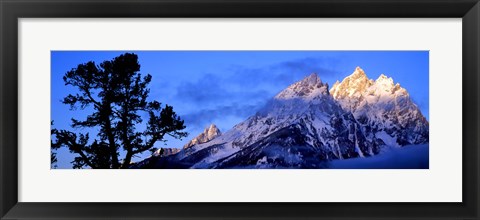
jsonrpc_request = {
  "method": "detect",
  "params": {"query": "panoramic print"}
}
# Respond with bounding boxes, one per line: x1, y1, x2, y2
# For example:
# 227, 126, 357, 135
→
51, 51, 429, 169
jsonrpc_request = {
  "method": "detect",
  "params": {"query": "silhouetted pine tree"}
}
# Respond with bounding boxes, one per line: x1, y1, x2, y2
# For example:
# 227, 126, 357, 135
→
51, 53, 187, 168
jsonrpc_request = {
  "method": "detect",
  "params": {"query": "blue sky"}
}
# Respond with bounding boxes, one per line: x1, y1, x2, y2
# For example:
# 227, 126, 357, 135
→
51, 51, 429, 168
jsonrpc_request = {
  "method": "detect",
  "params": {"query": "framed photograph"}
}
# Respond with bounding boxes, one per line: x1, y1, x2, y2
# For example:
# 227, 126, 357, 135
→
1, 0, 478, 219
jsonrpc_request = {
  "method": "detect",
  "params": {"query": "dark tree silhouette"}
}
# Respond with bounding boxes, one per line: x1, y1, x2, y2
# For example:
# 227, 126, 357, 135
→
51, 121, 58, 168
51, 53, 187, 168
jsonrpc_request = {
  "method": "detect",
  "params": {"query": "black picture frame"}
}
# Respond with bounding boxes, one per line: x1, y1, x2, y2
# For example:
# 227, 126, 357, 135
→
1, 0, 479, 219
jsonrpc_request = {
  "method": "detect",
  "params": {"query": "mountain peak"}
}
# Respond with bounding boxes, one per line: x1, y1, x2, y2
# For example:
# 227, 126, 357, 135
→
344, 66, 368, 81
376, 73, 392, 82
375, 74, 395, 89
295, 72, 322, 88
183, 124, 221, 149
274, 73, 328, 100
352, 66, 366, 77
330, 67, 373, 99
304, 72, 320, 83
206, 124, 220, 137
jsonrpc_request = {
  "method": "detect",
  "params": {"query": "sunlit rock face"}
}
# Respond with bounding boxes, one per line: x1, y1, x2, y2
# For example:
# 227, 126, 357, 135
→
330, 67, 429, 146
330, 67, 374, 102
182, 124, 221, 149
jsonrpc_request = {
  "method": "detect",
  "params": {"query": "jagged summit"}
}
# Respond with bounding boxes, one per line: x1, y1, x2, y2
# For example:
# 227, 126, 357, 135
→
330, 67, 410, 105
275, 72, 329, 100
183, 124, 221, 149
330, 66, 374, 99
351, 66, 367, 78
377, 73, 388, 79
303, 72, 322, 85
330, 67, 428, 146
375, 74, 396, 88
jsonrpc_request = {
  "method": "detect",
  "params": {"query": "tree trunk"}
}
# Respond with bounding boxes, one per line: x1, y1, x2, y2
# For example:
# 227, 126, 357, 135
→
121, 151, 133, 169
103, 105, 120, 169
105, 119, 119, 168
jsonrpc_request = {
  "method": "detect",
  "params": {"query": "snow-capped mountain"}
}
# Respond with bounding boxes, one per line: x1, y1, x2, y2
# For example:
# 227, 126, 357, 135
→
330, 67, 429, 146
183, 124, 221, 149
134, 67, 429, 169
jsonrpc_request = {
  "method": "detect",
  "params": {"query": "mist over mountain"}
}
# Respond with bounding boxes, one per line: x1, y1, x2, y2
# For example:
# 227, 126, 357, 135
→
133, 67, 429, 169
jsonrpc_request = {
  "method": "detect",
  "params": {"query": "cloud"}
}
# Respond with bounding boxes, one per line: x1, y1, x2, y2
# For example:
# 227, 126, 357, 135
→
173, 56, 341, 130
272, 57, 340, 77
228, 57, 341, 87
175, 73, 229, 104
182, 102, 264, 131
175, 74, 272, 105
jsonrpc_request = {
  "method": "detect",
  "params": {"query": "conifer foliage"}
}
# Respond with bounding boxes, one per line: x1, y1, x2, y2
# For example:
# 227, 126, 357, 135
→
51, 53, 187, 168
